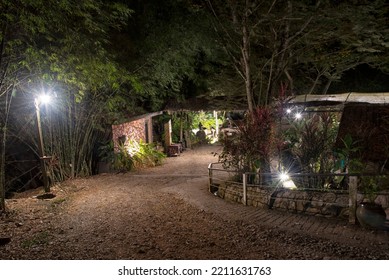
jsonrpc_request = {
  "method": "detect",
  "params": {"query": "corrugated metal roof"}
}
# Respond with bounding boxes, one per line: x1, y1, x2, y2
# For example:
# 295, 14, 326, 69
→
290, 92, 389, 105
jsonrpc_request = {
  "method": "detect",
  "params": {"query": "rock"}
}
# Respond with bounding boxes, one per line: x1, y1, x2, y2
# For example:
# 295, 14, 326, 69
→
0, 237, 11, 246
36, 193, 56, 200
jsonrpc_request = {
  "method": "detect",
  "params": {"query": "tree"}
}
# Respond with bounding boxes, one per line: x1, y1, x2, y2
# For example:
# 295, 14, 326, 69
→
300, 0, 389, 94
121, 0, 226, 111
219, 106, 275, 176
206, 0, 389, 109
206, 0, 319, 109
0, 0, 131, 211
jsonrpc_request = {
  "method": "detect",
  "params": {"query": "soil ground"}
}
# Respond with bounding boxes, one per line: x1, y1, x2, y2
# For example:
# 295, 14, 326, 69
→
1, 144, 389, 260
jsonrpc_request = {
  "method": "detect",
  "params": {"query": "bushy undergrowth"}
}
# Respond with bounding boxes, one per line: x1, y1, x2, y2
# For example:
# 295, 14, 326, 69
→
100, 140, 166, 172
218, 106, 275, 174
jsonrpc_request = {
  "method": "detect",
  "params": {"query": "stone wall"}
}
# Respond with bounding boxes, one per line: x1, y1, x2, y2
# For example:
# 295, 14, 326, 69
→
217, 182, 389, 218
112, 119, 146, 151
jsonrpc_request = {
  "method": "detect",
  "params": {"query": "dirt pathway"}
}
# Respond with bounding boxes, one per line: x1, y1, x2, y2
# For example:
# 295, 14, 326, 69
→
1, 144, 388, 259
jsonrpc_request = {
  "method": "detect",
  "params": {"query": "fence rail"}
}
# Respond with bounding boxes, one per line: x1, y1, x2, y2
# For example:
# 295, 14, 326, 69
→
208, 163, 389, 224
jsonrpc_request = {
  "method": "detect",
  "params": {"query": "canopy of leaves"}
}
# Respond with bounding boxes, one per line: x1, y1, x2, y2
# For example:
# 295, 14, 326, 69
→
0, 0, 133, 202
206, 0, 389, 108
120, 0, 228, 111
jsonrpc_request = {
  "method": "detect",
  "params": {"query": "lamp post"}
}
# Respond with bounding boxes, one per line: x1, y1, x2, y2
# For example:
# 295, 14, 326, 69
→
35, 95, 51, 193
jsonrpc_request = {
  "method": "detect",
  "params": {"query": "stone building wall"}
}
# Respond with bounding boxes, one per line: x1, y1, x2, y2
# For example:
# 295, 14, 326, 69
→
112, 119, 146, 151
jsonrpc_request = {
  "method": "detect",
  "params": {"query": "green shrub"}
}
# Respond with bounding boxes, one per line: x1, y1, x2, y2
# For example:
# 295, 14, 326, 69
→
132, 140, 166, 168
99, 140, 165, 172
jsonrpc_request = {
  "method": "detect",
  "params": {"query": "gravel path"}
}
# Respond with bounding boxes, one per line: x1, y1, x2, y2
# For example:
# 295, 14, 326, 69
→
1, 144, 388, 259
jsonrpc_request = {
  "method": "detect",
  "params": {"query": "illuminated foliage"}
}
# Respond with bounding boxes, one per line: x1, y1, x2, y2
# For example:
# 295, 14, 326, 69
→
0, 0, 132, 210
219, 106, 275, 174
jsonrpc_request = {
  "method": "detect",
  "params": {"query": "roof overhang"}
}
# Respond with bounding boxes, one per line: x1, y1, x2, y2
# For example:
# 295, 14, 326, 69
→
289, 92, 389, 107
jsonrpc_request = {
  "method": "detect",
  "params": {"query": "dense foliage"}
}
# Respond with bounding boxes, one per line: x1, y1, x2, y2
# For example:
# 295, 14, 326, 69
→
0, 0, 132, 210
1, 0, 388, 211
219, 106, 276, 175
206, 0, 389, 109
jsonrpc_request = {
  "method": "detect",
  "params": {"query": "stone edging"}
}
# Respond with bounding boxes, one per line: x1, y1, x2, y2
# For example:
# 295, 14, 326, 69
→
217, 182, 389, 218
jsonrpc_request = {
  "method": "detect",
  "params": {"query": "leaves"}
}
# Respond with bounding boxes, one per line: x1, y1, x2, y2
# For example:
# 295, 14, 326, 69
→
285, 112, 340, 174
0, 0, 134, 202
219, 106, 275, 173
208, 0, 389, 104
124, 0, 225, 110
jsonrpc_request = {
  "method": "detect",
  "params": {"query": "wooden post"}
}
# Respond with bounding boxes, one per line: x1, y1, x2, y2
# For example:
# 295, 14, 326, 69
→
243, 173, 247, 205
214, 111, 219, 139
208, 163, 213, 193
35, 100, 50, 193
146, 118, 153, 143
184, 129, 191, 149
179, 112, 183, 144
348, 176, 358, 224
164, 120, 172, 148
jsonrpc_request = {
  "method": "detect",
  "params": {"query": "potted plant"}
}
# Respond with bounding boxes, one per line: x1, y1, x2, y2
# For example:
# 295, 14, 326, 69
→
336, 135, 387, 229
356, 176, 387, 230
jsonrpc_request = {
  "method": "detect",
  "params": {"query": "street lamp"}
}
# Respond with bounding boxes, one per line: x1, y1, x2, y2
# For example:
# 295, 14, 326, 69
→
35, 94, 51, 193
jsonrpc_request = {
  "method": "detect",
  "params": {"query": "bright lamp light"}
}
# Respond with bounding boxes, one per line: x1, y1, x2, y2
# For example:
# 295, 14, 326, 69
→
38, 94, 51, 104
279, 172, 290, 182
279, 172, 296, 189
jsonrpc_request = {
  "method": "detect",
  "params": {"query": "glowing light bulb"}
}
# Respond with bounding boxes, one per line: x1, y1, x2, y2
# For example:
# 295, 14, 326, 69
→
38, 94, 51, 104
295, 113, 302, 120
279, 172, 290, 182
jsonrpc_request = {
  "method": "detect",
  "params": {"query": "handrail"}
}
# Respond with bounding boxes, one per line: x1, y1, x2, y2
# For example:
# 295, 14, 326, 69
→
208, 164, 389, 178
208, 163, 389, 225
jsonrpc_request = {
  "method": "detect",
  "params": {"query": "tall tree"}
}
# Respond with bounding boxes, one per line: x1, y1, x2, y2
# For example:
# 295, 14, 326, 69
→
300, 0, 389, 94
0, 0, 131, 211
207, 0, 321, 110
121, 0, 226, 111
206, 0, 389, 109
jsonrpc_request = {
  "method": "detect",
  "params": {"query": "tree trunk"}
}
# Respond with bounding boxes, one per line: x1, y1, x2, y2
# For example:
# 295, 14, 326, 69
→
0, 31, 6, 211
322, 78, 333, 94
241, 2, 254, 112
0, 88, 12, 212
179, 112, 183, 143
0, 121, 6, 211
284, 69, 293, 94
308, 73, 322, 95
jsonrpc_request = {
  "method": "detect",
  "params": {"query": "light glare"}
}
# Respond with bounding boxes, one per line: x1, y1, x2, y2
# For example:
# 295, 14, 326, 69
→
283, 179, 297, 189
279, 173, 290, 181
39, 94, 51, 104
279, 172, 297, 189
295, 113, 302, 119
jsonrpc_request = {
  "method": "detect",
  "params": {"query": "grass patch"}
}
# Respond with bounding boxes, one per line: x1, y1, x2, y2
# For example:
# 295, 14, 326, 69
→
21, 231, 51, 249
50, 198, 66, 208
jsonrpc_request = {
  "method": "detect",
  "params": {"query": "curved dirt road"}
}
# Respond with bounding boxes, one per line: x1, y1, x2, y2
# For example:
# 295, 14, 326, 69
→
1, 144, 389, 259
